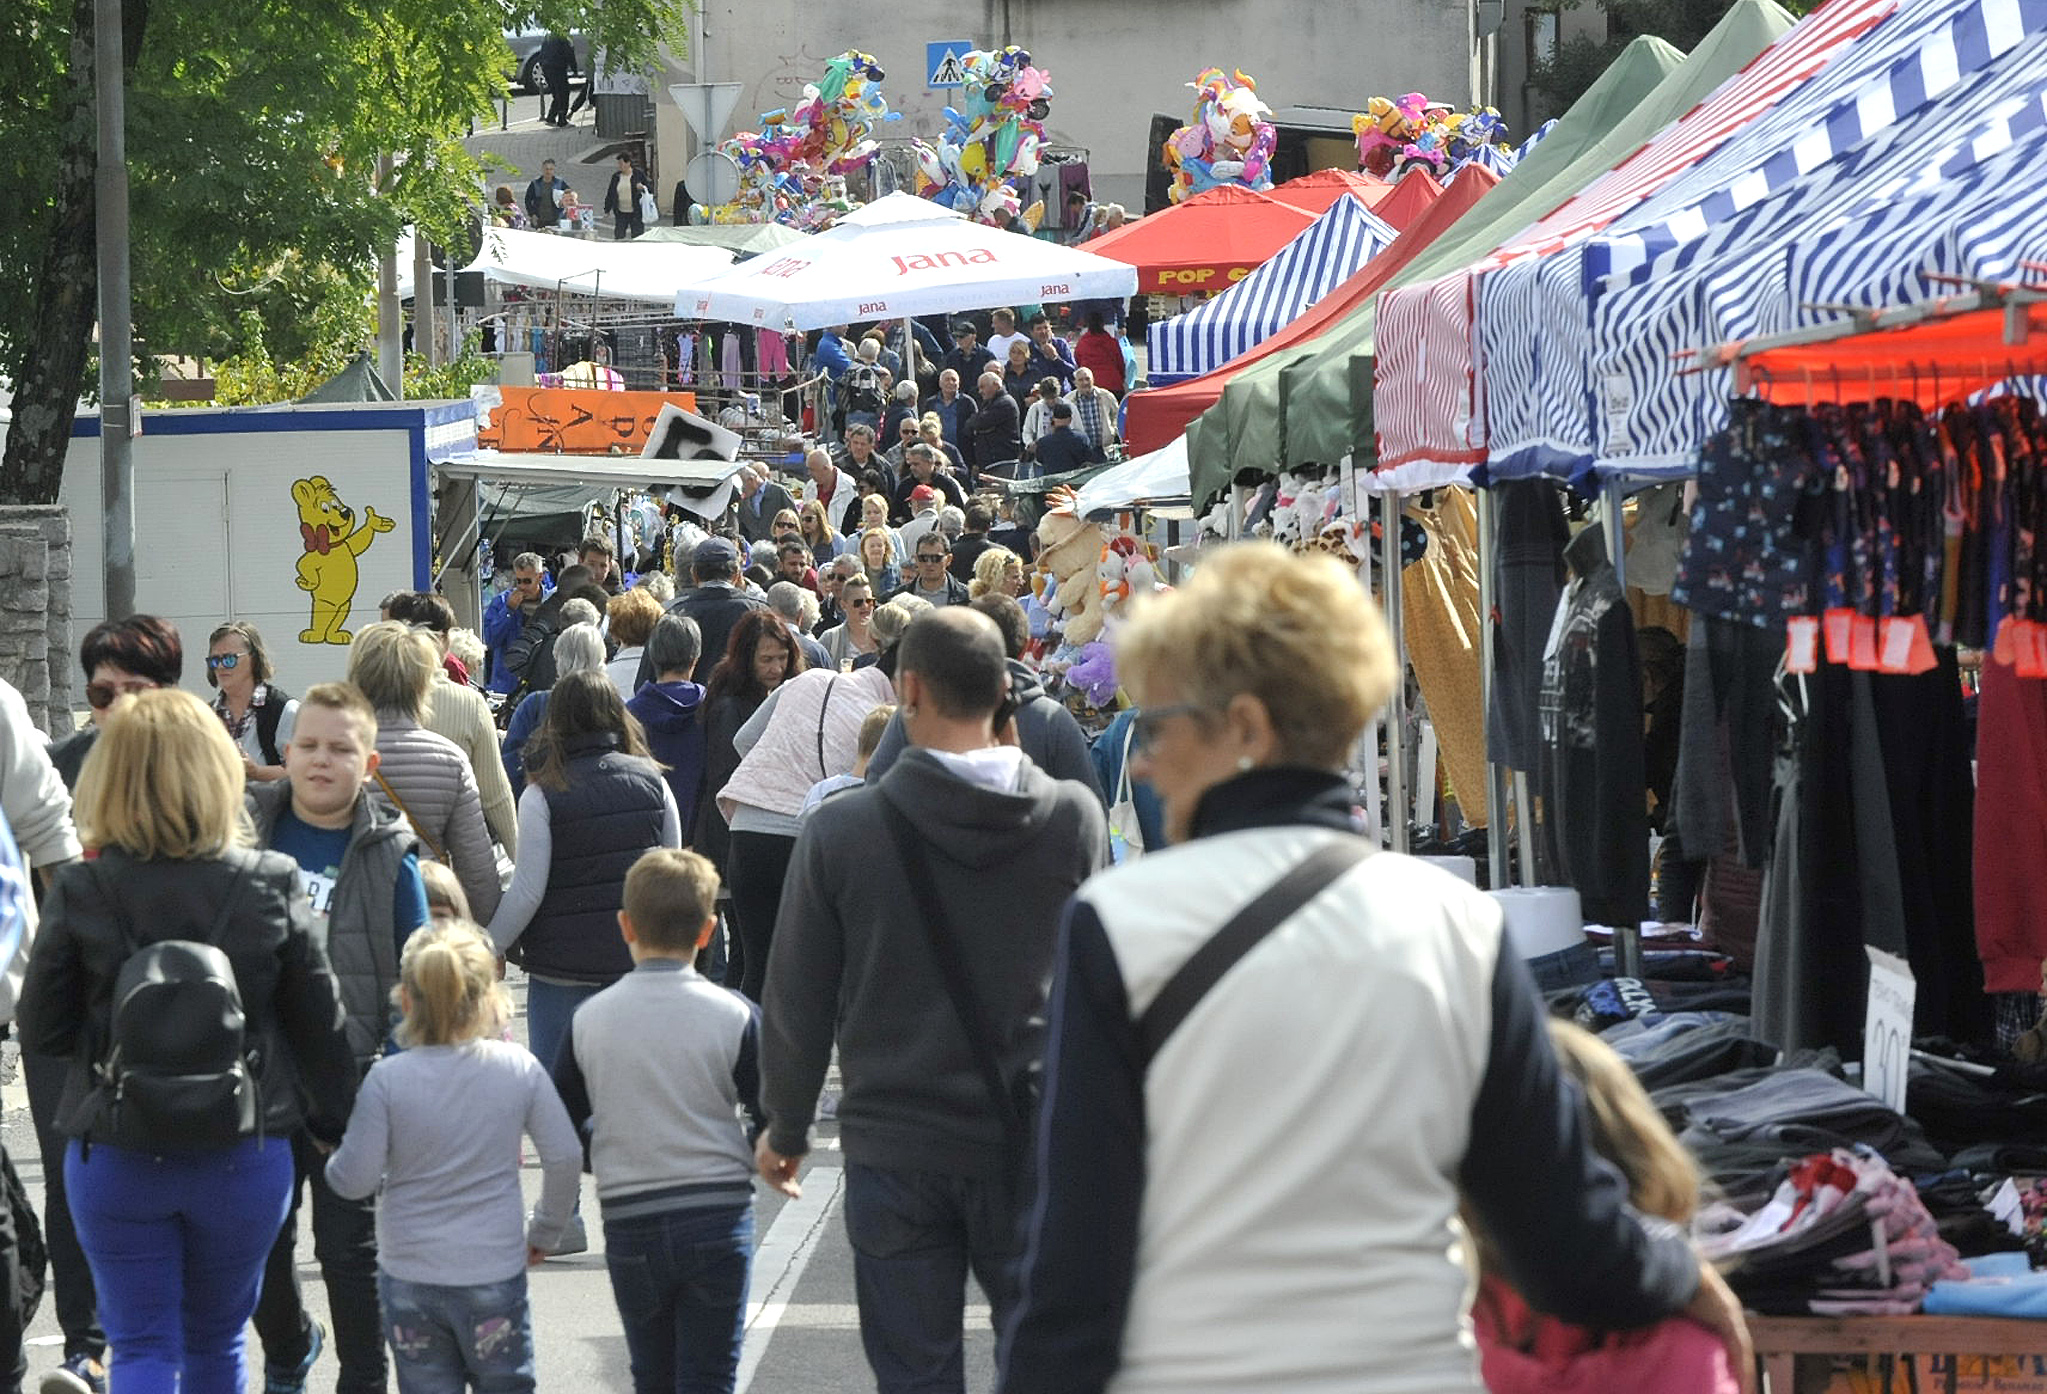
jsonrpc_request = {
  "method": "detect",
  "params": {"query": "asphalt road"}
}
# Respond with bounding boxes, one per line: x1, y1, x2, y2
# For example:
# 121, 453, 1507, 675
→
1, 976, 999, 1394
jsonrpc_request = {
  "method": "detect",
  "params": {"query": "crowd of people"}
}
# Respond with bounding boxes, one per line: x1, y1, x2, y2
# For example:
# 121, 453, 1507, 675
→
0, 402, 1754, 1394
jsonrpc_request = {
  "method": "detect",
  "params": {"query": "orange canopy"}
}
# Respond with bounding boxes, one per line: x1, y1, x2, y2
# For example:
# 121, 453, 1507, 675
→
1122, 164, 1501, 455
1742, 300, 2047, 409
1085, 185, 1320, 295
1272, 167, 1444, 231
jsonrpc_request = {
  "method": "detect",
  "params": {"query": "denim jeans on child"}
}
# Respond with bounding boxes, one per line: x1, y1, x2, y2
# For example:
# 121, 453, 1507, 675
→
523, 978, 606, 1077
65, 1135, 295, 1393
842, 1162, 1023, 1394
378, 1270, 536, 1394
603, 1203, 753, 1394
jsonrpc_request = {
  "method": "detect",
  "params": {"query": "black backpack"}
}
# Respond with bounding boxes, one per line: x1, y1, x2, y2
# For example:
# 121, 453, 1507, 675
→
80, 861, 261, 1152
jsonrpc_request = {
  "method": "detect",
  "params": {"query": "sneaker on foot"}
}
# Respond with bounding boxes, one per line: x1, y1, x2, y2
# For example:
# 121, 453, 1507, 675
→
263, 1317, 324, 1394
40, 1353, 106, 1394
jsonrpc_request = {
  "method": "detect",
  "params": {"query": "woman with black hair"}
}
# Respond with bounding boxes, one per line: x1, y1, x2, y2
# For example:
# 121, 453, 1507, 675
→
50, 614, 184, 791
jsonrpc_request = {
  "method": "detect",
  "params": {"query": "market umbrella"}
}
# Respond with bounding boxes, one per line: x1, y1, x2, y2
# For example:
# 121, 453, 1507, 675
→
1081, 185, 1320, 295
669, 192, 1138, 330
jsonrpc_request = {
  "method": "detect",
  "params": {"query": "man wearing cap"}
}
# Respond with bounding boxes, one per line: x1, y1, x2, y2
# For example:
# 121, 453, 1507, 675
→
919, 367, 975, 447
646, 536, 768, 687
890, 444, 967, 525
897, 485, 945, 557
941, 321, 996, 387
1030, 401, 1105, 476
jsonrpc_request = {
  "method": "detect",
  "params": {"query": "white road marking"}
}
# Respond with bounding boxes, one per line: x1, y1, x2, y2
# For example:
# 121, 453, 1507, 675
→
736, 1164, 845, 1393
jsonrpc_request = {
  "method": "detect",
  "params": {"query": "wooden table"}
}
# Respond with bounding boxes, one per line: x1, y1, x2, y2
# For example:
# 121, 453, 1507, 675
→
1749, 1314, 2047, 1393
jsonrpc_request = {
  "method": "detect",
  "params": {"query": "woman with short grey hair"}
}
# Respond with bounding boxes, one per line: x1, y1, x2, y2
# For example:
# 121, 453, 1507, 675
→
502, 622, 607, 794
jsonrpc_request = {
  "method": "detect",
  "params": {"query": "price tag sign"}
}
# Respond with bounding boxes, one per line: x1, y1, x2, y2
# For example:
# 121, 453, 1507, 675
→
1862, 947, 1915, 1113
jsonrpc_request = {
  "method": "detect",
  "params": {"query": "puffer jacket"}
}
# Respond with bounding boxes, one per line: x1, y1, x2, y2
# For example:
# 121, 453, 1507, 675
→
373, 713, 502, 922
17, 845, 358, 1146
718, 666, 894, 822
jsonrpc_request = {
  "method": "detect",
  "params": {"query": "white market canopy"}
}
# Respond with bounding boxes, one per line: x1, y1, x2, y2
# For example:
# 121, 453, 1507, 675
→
460, 227, 734, 302
672, 192, 1140, 331
436, 449, 743, 490
1073, 435, 1192, 520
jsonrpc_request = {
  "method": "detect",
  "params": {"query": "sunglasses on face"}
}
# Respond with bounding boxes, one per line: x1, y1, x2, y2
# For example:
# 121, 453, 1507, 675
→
205, 653, 243, 671
917, 554, 947, 564
848, 596, 876, 608
86, 679, 159, 709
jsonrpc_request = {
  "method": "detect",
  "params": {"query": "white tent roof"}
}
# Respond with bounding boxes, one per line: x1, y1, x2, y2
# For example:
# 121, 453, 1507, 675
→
672, 192, 1140, 330
459, 228, 734, 302
436, 449, 745, 489
1073, 436, 1191, 519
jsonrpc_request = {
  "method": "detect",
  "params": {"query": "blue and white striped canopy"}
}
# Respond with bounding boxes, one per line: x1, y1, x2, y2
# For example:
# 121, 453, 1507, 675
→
1446, 143, 1519, 183
1477, 0, 2047, 484
1145, 195, 1395, 385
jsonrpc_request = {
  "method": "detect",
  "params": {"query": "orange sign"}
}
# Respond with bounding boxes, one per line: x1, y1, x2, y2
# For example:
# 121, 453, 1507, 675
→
478, 387, 701, 454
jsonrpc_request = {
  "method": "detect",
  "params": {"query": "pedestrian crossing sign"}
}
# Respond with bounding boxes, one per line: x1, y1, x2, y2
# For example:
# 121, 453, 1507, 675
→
926, 42, 970, 88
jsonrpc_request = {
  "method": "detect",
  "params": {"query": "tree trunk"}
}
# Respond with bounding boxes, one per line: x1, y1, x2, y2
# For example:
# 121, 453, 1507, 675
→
0, 0, 146, 507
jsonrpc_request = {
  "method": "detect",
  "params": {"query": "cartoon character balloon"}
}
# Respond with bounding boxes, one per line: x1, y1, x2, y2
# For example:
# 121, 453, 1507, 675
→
1353, 95, 1510, 179
1160, 68, 1276, 204
695, 51, 899, 228
910, 46, 1053, 225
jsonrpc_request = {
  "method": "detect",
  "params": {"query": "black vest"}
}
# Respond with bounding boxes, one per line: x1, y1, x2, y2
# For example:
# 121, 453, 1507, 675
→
518, 733, 669, 984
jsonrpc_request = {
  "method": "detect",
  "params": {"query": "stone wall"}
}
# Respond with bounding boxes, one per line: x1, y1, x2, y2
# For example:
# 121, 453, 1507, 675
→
0, 507, 74, 736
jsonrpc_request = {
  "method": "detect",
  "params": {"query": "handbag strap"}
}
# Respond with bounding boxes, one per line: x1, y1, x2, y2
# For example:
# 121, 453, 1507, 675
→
1112, 716, 1136, 810
371, 770, 448, 864
878, 797, 1024, 1140
815, 676, 840, 780
1137, 839, 1369, 1067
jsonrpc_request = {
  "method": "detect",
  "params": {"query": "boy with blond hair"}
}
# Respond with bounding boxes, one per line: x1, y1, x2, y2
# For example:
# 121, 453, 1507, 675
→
551, 849, 764, 1394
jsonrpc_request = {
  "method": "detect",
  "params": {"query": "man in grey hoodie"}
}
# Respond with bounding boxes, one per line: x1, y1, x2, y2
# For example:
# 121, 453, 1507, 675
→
757, 608, 1105, 1394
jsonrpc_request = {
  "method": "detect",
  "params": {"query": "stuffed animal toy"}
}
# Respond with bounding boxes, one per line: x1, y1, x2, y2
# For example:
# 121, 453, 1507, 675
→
1162, 68, 1276, 202
1036, 489, 1108, 644
1065, 641, 1119, 708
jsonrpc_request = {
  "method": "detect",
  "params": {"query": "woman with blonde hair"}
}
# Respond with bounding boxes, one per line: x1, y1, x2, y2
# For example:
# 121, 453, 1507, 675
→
918, 413, 966, 473
1003, 542, 1750, 1394
324, 920, 580, 1391
817, 573, 880, 670
797, 499, 845, 562
605, 588, 665, 699
19, 690, 357, 1394
968, 546, 1025, 601
348, 621, 502, 920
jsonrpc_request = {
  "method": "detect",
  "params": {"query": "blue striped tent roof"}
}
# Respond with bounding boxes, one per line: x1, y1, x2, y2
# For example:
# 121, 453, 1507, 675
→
1514, 119, 1557, 160
1447, 143, 1519, 183
1146, 195, 1395, 385
1475, 0, 2047, 483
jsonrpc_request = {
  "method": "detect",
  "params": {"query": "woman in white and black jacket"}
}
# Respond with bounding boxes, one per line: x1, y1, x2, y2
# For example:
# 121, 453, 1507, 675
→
999, 543, 1752, 1394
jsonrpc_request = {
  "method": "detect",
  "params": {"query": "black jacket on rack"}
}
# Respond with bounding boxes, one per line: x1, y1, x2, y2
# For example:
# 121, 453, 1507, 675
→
1535, 526, 1650, 931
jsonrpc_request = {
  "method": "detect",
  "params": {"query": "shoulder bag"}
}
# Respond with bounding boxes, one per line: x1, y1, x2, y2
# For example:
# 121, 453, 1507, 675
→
371, 770, 448, 864
1106, 719, 1144, 865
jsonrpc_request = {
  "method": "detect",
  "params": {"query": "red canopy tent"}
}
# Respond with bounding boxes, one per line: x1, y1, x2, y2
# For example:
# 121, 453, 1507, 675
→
1084, 185, 1319, 295
1122, 164, 1501, 455
1736, 298, 2047, 409
1271, 167, 1444, 231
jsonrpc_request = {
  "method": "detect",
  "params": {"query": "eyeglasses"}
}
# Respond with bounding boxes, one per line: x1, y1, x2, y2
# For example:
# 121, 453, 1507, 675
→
916, 553, 948, 564
86, 679, 160, 710
1132, 702, 1210, 752
204, 653, 242, 671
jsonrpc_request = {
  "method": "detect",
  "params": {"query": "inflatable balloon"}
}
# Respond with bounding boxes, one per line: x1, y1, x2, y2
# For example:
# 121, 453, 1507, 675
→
1352, 95, 1510, 179
694, 51, 899, 228
1160, 68, 1276, 204
910, 45, 1053, 225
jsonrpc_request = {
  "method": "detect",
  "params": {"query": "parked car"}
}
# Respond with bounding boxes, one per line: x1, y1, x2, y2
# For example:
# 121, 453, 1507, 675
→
503, 29, 590, 94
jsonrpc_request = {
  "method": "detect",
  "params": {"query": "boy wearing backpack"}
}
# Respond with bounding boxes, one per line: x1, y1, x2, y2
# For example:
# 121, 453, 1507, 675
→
247, 682, 429, 1394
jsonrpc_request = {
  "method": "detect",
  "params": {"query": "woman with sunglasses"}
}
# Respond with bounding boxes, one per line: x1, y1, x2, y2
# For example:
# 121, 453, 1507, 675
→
817, 575, 879, 672
1002, 543, 1750, 1394
207, 621, 297, 784
50, 615, 184, 792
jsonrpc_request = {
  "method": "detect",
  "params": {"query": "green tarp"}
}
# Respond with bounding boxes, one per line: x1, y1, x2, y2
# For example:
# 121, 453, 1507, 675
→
1187, 0, 1801, 507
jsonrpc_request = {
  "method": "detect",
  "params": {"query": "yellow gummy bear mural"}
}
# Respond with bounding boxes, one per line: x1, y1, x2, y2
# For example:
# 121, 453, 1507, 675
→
292, 475, 394, 645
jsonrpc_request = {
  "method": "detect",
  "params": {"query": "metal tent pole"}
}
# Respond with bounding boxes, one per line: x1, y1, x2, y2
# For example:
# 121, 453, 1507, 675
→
1475, 485, 1510, 888
1380, 489, 1409, 854
1600, 471, 1645, 979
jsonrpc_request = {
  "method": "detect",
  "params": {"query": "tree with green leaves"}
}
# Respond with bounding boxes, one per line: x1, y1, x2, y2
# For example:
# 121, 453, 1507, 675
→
1529, 0, 1823, 117
0, 0, 689, 504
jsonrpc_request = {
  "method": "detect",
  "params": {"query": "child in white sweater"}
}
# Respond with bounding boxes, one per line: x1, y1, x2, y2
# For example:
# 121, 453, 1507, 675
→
326, 921, 581, 1393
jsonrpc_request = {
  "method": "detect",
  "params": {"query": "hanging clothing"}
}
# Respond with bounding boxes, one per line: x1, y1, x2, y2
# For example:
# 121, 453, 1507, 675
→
1973, 654, 2047, 996
1534, 527, 1649, 931
1487, 479, 1569, 773
1402, 490, 1488, 826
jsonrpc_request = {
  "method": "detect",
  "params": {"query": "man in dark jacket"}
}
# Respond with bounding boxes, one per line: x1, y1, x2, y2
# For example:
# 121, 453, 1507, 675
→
1030, 401, 1104, 476
523, 158, 569, 227
864, 595, 1105, 804
503, 564, 596, 696
756, 607, 1106, 1392
603, 153, 651, 239
889, 444, 967, 524
920, 367, 975, 446
640, 538, 767, 688
941, 321, 996, 386
733, 464, 798, 545
964, 371, 1022, 478
539, 32, 577, 126
891, 533, 972, 608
